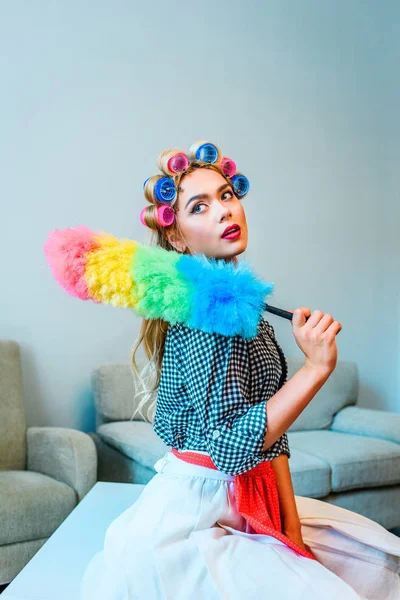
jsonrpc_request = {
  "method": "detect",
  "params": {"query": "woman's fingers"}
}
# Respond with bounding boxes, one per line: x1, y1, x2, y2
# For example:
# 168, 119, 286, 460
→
287, 308, 341, 336
314, 313, 335, 335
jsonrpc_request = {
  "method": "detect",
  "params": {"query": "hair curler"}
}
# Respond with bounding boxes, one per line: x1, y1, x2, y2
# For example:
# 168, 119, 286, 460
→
231, 173, 250, 197
154, 177, 177, 203
140, 207, 147, 226
158, 151, 189, 175
188, 141, 220, 164
157, 204, 175, 227
220, 157, 237, 178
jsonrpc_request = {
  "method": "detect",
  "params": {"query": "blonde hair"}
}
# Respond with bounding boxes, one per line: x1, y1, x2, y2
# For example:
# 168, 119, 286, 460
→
130, 144, 241, 424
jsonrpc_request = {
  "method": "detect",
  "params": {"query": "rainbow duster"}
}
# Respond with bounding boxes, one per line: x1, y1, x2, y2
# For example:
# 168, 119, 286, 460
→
44, 225, 275, 339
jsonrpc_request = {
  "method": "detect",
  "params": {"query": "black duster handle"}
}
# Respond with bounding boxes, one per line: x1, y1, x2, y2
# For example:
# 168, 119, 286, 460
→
263, 303, 341, 335
263, 302, 297, 321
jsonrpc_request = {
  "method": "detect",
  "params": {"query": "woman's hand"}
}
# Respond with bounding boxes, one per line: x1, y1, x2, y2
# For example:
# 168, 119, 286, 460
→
284, 526, 317, 560
290, 307, 342, 374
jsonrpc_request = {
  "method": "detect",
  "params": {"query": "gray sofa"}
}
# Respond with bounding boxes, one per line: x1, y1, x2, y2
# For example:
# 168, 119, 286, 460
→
0, 341, 98, 585
90, 356, 400, 531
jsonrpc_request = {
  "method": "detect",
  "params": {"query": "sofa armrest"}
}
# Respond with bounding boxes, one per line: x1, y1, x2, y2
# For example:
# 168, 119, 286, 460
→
330, 406, 400, 444
27, 426, 97, 501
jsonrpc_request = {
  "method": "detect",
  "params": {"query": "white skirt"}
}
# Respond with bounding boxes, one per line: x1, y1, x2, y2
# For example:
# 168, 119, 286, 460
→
80, 450, 400, 600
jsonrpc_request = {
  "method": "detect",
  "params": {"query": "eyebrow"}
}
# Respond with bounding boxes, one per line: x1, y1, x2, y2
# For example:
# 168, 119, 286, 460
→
184, 183, 232, 210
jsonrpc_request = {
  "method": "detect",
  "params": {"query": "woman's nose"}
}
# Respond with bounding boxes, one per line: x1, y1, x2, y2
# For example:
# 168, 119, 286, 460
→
219, 204, 231, 222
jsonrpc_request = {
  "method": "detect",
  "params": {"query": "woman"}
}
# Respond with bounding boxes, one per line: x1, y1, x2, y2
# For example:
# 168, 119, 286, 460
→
44, 141, 400, 599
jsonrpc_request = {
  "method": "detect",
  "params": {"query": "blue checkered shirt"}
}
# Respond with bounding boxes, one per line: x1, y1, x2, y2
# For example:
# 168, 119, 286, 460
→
153, 317, 290, 476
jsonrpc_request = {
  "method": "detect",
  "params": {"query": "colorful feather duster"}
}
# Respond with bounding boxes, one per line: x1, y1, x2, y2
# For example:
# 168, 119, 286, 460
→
44, 225, 275, 339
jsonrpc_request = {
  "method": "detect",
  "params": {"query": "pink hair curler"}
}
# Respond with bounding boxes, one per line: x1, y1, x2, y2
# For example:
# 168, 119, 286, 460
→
220, 157, 237, 178
167, 152, 189, 174
157, 204, 175, 227
140, 207, 147, 226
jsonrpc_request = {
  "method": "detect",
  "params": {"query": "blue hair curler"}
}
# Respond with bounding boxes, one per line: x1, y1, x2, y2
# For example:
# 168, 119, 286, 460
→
154, 177, 177, 203
231, 174, 250, 197
195, 143, 219, 164
143, 177, 150, 189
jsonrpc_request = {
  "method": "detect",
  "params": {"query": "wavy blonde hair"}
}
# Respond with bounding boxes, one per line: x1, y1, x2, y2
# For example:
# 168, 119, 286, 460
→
130, 145, 243, 424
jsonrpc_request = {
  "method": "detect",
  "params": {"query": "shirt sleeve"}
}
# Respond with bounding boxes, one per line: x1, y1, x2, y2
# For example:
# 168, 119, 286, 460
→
176, 324, 273, 476
263, 432, 290, 460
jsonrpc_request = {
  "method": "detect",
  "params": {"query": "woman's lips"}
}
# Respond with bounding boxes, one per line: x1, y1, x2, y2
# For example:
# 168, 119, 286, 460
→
222, 228, 241, 240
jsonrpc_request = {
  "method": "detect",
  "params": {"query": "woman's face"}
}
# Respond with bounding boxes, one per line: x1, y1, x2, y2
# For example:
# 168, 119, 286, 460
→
167, 168, 248, 261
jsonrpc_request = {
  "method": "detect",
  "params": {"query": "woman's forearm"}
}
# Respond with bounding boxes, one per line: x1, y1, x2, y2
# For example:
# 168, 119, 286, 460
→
270, 454, 301, 532
262, 364, 332, 452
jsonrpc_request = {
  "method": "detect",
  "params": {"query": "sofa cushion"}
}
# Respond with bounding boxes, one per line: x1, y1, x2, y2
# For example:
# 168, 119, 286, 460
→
0, 470, 77, 545
97, 421, 170, 470
287, 431, 400, 492
287, 448, 331, 497
286, 357, 358, 432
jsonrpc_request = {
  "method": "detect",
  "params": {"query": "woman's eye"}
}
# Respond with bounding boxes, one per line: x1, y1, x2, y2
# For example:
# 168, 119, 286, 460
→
190, 202, 206, 214
190, 191, 233, 214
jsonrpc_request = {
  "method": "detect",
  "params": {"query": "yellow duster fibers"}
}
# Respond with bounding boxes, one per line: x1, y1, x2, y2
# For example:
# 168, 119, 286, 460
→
86, 233, 138, 308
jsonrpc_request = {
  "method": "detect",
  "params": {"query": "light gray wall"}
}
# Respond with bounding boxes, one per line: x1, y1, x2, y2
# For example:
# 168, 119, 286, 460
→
1, 1, 398, 432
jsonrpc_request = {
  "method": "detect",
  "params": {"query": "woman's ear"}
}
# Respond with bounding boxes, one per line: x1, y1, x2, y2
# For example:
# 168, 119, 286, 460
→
166, 231, 187, 254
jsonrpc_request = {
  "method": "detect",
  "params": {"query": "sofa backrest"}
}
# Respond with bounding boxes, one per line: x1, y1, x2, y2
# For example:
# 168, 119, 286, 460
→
92, 362, 156, 425
93, 356, 359, 431
0, 340, 27, 470
286, 356, 358, 431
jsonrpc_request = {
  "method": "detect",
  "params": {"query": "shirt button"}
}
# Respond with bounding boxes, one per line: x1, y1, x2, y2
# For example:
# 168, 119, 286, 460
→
212, 430, 221, 440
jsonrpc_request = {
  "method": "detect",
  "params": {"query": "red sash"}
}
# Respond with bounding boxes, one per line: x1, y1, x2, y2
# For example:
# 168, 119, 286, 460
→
171, 448, 316, 561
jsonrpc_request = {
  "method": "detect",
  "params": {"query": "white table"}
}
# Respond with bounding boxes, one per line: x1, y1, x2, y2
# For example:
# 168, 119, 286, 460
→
2, 482, 146, 600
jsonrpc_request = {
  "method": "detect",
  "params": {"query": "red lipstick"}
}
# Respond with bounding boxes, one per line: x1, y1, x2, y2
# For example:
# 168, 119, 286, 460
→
221, 224, 241, 239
